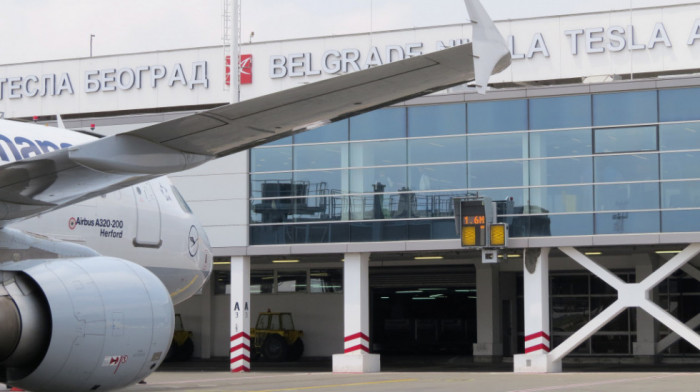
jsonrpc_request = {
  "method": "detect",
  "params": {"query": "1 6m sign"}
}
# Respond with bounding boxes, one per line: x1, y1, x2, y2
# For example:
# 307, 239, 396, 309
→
226, 54, 252, 85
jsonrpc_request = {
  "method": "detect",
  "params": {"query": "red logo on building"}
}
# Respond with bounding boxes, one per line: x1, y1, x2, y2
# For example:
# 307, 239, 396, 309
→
226, 54, 253, 85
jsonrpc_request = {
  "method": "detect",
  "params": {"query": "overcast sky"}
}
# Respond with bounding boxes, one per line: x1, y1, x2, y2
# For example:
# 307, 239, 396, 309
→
1, 0, 697, 64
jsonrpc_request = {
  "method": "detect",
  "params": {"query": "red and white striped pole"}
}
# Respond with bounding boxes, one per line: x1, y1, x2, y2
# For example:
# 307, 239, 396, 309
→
514, 248, 560, 372
333, 252, 380, 372
523, 248, 551, 355
230, 256, 251, 372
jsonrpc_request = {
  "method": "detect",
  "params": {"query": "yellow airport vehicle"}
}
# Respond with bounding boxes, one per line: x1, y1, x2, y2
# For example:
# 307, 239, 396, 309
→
251, 311, 304, 361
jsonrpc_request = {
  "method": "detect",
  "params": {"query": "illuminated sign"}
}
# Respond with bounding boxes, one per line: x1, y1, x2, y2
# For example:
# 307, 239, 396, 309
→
459, 199, 487, 247
463, 215, 486, 226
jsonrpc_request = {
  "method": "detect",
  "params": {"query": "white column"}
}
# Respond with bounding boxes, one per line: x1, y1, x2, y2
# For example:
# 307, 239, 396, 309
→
514, 248, 560, 372
230, 256, 251, 372
332, 252, 380, 373
473, 263, 502, 362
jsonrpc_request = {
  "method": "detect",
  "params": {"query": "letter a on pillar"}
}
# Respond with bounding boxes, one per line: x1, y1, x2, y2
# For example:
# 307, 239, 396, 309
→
230, 256, 251, 372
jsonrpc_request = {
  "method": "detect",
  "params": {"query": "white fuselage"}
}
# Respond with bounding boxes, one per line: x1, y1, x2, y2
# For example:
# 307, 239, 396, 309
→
0, 119, 212, 304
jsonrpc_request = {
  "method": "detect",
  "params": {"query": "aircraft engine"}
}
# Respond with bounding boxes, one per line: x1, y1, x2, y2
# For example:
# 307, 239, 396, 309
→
0, 257, 174, 392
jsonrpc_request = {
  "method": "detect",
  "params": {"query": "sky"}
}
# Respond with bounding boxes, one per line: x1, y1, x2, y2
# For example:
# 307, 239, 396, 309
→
0, 0, 698, 64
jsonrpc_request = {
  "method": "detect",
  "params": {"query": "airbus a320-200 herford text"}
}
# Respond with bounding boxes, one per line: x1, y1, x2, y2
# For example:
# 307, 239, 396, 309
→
0, 1, 510, 390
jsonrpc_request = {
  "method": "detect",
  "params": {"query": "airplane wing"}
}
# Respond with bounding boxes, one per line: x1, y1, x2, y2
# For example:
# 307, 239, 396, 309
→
0, 0, 510, 225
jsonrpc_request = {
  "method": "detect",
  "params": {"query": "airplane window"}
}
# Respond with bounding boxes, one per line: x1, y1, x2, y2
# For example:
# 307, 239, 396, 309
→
171, 186, 193, 214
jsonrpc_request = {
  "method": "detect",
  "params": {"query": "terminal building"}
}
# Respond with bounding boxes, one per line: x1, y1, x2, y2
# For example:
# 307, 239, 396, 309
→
4, 1, 700, 371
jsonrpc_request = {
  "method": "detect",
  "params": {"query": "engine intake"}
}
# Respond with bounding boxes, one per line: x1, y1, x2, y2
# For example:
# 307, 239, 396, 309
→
0, 257, 174, 392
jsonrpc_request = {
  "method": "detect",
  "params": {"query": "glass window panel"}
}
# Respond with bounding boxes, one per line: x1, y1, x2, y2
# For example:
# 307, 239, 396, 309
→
661, 181, 700, 208
350, 221, 408, 242
530, 129, 592, 158
551, 335, 590, 354
593, 90, 657, 126
250, 173, 293, 198
662, 210, 700, 232
411, 192, 460, 218
277, 270, 307, 293
469, 161, 526, 188
350, 140, 406, 167
659, 87, 700, 122
592, 298, 629, 331
551, 275, 588, 295
350, 108, 406, 141
661, 152, 700, 180
251, 270, 274, 294
408, 219, 457, 240
408, 103, 466, 137
468, 133, 527, 161
408, 164, 467, 191
251, 198, 294, 224
310, 269, 343, 293
291, 197, 338, 223
594, 126, 657, 153
214, 270, 230, 295
594, 211, 659, 234
509, 215, 554, 237
481, 188, 528, 213
530, 158, 592, 186
594, 183, 659, 211
529, 95, 592, 130
591, 275, 617, 295
408, 136, 466, 164
353, 192, 417, 219
329, 222, 350, 242
250, 146, 292, 172
530, 185, 593, 213
294, 119, 348, 144
294, 170, 346, 197
552, 297, 589, 332
467, 99, 527, 133
660, 122, 700, 151
594, 154, 658, 182
591, 335, 629, 354
349, 166, 407, 194
250, 225, 287, 245
294, 143, 347, 170
288, 223, 332, 243
547, 214, 594, 236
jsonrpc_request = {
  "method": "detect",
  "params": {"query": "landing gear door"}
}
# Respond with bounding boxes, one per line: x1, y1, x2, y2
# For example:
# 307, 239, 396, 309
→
133, 183, 162, 247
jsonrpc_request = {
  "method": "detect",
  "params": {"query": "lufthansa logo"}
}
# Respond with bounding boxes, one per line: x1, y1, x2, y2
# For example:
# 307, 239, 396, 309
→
188, 225, 199, 257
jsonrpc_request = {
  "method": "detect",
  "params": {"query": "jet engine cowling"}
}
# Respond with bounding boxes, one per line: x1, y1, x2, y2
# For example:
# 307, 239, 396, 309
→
0, 257, 174, 392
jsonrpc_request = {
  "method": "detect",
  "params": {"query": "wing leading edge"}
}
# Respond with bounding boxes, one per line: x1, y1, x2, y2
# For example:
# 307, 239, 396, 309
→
0, 0, 510, 225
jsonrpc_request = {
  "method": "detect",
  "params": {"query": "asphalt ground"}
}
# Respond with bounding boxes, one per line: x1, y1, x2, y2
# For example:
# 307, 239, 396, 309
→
125, 368, 700, 392
3, 358, 700, 391
136, 357, 700, 392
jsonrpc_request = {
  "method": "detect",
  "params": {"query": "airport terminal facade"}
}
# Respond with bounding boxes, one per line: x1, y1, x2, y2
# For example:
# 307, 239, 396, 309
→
4, 2, 700, 368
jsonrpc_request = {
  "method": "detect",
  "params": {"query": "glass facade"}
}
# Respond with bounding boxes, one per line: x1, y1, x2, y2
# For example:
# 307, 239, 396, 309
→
250, 87, 700, 245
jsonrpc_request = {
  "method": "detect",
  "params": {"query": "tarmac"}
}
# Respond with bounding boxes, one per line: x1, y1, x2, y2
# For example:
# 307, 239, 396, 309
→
3, 357, 700, 392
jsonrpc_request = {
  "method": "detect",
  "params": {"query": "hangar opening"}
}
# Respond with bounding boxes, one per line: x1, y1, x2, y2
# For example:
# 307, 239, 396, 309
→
370, 265, 477, 355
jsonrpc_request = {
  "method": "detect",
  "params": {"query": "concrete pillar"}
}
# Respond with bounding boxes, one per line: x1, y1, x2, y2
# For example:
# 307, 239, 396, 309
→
473, 263, 503, 362
332, 252, 380, 373
514, 248, 561, 372
634, 255, 658, 361
230, 256, 251, 372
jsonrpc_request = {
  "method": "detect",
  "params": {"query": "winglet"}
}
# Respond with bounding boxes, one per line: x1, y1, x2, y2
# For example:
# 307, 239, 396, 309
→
56, 114, 66, 129
464, 0, 511, 94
